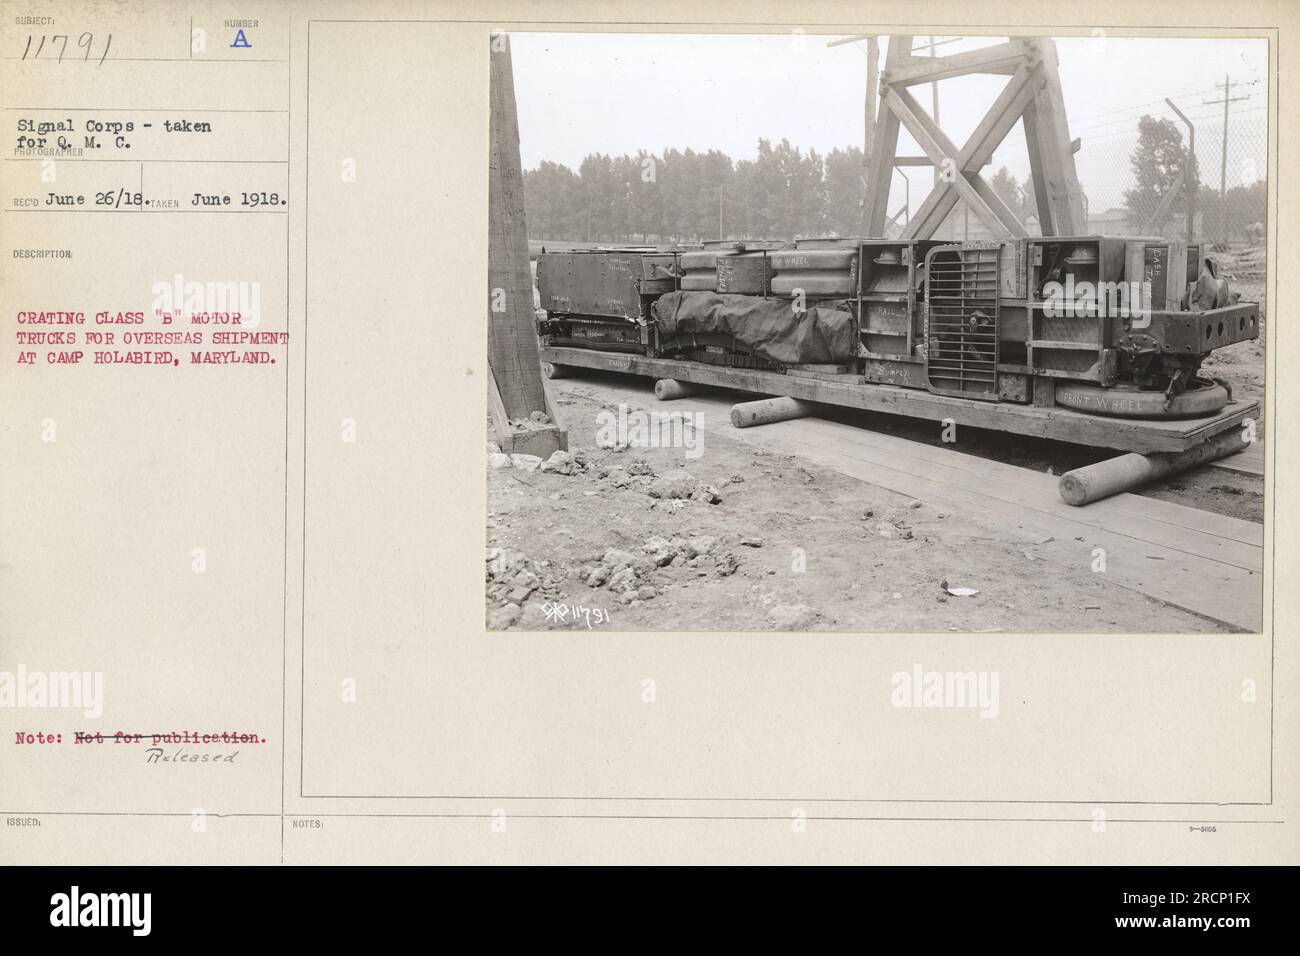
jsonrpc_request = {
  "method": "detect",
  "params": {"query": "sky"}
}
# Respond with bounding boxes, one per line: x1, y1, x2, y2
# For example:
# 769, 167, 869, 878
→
512, 33, 1269, 215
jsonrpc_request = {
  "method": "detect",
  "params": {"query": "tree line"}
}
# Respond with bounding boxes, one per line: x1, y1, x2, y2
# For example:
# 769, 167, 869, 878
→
523, 122, 1266, 245
524, 139, 1042, 243
523, 139, 864, 244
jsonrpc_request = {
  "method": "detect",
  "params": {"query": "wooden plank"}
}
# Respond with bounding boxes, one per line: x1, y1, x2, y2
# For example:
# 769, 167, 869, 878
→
574, 376, 1260, 564
541, 346, 1259, 455
568, 372, 1259, 546
1022, 101, 1057, 234
788, 419, 1262, 565
559, 378, 1262, 630
791, 414, 1261, 543
759, 431, 1262, 631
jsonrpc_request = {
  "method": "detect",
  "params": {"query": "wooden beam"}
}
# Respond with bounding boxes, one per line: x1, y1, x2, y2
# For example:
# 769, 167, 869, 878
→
882, 88, 966, 235
885, 89, 986, 235
864, 35, 910, 236
1143, 170, 1186, 233
890, 66, 1037, 238
884, 39, 1030, 86
903, 182, 960, 239
859, 37, 880, 234
872, 36, 1075, 240
1022, 101, 1057, 234
887, 86, 1024, 238
863, 37, 879, 159
884, 86, 954, 166
894, 156, 995, 167
539, 345, 1260, 456
954, 63, 1038, 169
966, 177, 1030, 237
1022, 38, 1084, 234
488, 33, 554, 430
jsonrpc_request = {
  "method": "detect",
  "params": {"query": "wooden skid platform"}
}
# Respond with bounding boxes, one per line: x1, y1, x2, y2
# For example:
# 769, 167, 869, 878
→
541, 346, 1259, 455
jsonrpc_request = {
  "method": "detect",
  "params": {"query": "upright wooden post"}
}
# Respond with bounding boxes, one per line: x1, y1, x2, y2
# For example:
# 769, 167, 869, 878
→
864, 36, 910, 237
860, 38, 880, 234
1022, 39, 1084, 235
488, 32, 564, 456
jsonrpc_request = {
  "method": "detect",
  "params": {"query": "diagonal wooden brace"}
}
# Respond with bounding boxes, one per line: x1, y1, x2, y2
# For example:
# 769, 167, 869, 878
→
886, 84, 1028, 238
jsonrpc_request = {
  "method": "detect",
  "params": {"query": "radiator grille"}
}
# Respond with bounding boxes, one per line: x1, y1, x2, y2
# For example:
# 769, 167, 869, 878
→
925, 244, 1000, 400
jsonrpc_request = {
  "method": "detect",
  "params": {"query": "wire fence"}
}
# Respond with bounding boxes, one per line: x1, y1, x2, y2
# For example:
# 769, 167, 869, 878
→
942, 85, 1268, 312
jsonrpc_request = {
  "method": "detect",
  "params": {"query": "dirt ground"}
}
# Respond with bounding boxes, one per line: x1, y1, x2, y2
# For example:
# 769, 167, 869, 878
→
486, 373, 1258, 634
494, 243, 1266, 632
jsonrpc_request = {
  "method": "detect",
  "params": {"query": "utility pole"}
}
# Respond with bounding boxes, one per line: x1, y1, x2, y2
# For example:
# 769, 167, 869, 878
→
1204, 75, 1248, 245
917, 36, 942, 188
718, 182, 724, 239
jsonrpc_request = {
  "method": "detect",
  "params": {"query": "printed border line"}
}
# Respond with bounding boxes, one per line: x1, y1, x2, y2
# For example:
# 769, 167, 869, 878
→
281, 15, 292, 868
0, 810, 1286, 823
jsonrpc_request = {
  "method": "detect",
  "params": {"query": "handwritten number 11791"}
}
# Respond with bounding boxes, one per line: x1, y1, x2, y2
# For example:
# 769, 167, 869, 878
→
21, 33, 113, 66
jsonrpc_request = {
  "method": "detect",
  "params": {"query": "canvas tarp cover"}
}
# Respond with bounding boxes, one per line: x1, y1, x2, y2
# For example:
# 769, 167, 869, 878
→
651, 291, 855, 365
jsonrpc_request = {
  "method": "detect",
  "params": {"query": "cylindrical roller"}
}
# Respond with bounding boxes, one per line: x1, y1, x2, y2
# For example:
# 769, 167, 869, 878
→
1058, 428, 1251, 506
730, 396, 814, 428
542, 362, 574, 379
654, 379, 698, 401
